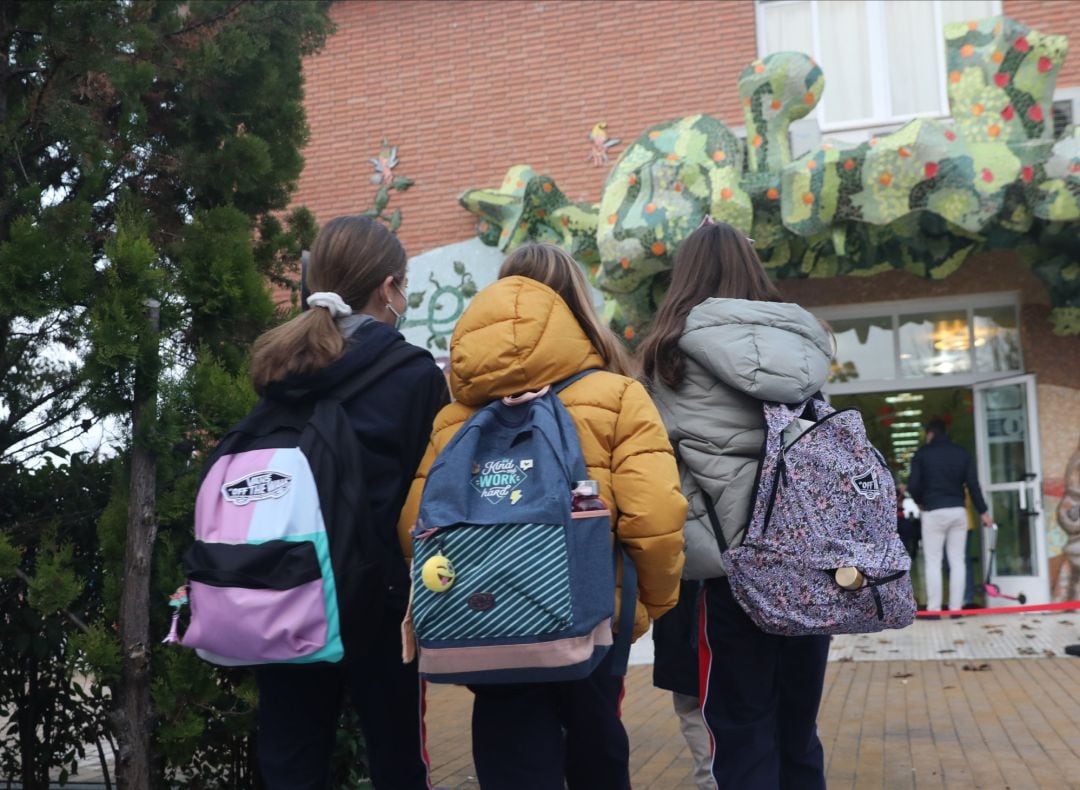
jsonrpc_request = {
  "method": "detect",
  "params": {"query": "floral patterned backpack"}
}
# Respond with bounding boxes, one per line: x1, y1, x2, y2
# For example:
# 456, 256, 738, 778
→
705, 397, 917, 636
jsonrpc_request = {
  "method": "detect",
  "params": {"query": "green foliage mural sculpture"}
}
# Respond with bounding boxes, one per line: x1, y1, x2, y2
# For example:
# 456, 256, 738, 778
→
460, 16, 1079, 339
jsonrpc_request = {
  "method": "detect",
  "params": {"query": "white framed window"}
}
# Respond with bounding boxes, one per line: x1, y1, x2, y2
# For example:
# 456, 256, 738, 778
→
756, 0, 1002, 132
814, 293, 1022, 394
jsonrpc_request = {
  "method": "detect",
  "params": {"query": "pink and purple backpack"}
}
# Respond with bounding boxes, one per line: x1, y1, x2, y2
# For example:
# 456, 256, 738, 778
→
173, 344, 424, 665
707, 397, 917, 636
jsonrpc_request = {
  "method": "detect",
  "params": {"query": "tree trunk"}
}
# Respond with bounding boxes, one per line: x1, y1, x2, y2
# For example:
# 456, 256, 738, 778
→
116, 299, 160, 790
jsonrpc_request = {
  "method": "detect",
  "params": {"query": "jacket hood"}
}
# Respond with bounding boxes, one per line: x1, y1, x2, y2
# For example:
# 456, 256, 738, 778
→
449, 276, 604, 407
263, 318, 404, 403
679, 298, 832, 403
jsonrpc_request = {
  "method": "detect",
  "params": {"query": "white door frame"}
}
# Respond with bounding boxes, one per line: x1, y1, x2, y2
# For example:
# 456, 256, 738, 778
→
973, 374, 1050, 606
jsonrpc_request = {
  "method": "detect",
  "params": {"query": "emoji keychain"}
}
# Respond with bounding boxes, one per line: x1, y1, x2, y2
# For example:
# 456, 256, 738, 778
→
421, 554, 456, 593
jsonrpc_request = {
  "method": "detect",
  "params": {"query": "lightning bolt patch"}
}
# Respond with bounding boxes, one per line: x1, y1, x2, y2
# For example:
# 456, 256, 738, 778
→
510, 490, 523, 505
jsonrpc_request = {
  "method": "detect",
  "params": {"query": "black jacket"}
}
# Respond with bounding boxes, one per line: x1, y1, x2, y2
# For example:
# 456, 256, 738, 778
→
907, 435, 987, 514
264, 319, 449, 609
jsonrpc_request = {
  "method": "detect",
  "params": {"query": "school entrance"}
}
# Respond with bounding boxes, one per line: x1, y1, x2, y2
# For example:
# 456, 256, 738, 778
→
816, 295, 1050, 607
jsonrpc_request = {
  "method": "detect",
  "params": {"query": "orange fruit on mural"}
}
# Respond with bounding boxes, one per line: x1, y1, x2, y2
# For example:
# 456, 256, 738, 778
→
628, 174, 637, 185
620, 257, 630, 269
988, 124, 1001, 138
674, 182, 683, 192
515, 179, 525, 188
607, 214, 617, 225
949, 70, 961, 84
479, 222, 489, 232
843, 158, 855, 171
991, 51, 1004, 63
807, 159, 817, 170
898, 147, 911, 158
752, 135, 763, 148
879, 173, 893, 186
967, 21, 978, 30
804, 92, 815, 105
651, 241, 665, 256
561, 217, 570, 226
713, 150, 727, 162
519, 221, 528, 229
649, 130, 661, 139
771, 99, 781, 110
542, 182, 552, 193
754, 63, 765, 73
536, 209, 546, 218
869, 137, 879, 146
802, 192, 814, 205
721, 187, 733, 199
972, 103, 984, 116
624, 326, 636, 340
961, 44, 975, 57
767, 187, 779, 200
645, 203, 656, 214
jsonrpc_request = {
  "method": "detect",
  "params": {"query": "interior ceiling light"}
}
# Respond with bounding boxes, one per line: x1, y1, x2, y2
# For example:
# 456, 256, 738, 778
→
930, 318, 997, 351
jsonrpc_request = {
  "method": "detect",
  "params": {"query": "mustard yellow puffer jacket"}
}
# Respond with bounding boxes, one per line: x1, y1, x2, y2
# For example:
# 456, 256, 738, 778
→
398, 276, 687, 639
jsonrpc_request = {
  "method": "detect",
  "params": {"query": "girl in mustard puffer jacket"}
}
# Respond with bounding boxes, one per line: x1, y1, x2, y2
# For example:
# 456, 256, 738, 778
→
399, 243, 686, 790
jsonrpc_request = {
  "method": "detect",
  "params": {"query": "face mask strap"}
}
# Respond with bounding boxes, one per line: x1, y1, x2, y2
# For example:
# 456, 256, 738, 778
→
387, 279, 407, 329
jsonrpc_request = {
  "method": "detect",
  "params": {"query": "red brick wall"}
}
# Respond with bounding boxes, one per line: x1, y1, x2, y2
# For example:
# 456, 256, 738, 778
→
294, 1, 1077, 257
293, 0, 758, 256
1004, 0, 1080, 88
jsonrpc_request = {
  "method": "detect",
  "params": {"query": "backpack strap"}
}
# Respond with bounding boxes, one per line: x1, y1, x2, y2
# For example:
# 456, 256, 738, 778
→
552, 368, 600, 394
702, 493, 730, 554
324, 342, 429, 404
608, 543, 638, 676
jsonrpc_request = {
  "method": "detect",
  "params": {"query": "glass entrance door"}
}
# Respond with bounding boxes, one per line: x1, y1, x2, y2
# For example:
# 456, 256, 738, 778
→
973, 375, 1049, 605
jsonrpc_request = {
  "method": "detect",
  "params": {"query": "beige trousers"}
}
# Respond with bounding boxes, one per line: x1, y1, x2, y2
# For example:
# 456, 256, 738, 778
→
673, 692, 716, 790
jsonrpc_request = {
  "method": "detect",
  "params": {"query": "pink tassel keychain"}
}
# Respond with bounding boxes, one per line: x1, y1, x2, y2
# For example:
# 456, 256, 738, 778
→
162, 585, 189, 644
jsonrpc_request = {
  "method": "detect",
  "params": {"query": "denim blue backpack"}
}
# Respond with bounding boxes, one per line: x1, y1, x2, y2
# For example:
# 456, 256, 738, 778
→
410, 371, 636, 684
708, 397, 916, 636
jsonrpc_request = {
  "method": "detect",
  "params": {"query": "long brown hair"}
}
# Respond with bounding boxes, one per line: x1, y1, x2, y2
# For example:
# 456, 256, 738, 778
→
639, 221, 784, 389
250, 215, 406, 393
498, 243, 637, 377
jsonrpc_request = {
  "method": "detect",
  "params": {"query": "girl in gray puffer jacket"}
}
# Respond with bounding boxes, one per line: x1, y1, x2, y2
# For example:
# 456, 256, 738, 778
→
641, 220, 833, 790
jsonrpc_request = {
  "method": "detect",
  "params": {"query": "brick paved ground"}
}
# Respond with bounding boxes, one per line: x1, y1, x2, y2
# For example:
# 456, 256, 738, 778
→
425, 658, 1080, 789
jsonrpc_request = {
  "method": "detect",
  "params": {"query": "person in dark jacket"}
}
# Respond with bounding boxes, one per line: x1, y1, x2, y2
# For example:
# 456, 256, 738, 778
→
907, 418, 992, 615
249, 216, 448, 789
652, 581, 713, 790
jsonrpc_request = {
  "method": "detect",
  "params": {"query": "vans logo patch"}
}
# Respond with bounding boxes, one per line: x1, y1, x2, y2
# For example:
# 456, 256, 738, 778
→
221, 470, 292, 506
471, 458, 527, 504
851, 468, 881, 500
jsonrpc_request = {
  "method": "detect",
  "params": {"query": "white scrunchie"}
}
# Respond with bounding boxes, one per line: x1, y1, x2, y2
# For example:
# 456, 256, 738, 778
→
306, 291, 353, 318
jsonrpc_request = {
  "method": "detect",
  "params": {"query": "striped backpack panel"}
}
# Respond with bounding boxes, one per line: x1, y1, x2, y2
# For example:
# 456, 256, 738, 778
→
411, 522, 573, 641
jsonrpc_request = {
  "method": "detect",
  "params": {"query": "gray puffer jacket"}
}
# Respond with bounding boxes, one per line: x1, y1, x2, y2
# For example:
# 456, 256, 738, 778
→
649, 298, 833, 579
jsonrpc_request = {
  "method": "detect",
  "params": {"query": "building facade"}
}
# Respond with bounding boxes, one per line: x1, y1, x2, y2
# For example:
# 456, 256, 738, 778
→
293, 0, 1080, 606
